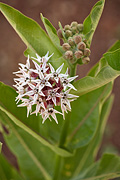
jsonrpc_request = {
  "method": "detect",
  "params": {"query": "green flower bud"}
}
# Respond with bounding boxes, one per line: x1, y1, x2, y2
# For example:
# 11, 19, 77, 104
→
75, 50, 83, 59
71, 26, 78, 34
62, 43, 71, 51
68, 38, 75, 46
64, 25, 71, 30
77, 42, 86, 50
84, 48, 91, 57
65, 50, 73, 60
74, 35, 82, 44
77, 23, 84, 32
57, 29, 63, 39
82, 57, 90, 64
71, 21, 78, 27
65, 30, 72, 38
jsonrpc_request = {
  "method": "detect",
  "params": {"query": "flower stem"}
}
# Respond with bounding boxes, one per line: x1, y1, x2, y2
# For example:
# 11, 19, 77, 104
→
70, 64, 77, 77
53, 113, 71, 180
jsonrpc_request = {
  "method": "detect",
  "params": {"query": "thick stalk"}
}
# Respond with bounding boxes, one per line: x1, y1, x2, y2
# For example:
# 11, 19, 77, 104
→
53, 64, 77, 180
53, 113, 70, 180
70, 64, 77, 77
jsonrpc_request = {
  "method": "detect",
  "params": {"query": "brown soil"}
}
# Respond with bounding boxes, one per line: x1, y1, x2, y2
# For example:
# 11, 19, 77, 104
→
0, 0, 120, 167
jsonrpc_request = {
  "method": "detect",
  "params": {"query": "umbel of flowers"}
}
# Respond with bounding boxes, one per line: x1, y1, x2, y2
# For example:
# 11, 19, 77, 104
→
13, 52, 78, 124
57, 21, 91, 64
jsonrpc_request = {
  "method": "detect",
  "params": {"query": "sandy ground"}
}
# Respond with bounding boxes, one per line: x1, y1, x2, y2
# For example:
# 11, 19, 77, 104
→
0, 0, 120, 167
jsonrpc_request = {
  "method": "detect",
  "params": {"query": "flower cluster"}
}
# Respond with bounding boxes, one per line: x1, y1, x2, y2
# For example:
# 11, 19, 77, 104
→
57, 21, 91, 64
13, 52, 78, 124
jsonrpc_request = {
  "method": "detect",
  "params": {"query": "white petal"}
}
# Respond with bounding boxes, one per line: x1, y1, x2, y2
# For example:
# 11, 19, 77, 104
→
49, 63, 55, 73
32, 60, 40, 70
67, 93, 79, 98
28, 83, 35, 90
67, 83, 77, 91
54, 109, 63, 115
39, 70, 44, 79
51, 113, 58, 124
52, 97, 56, 105
54, 77, 59, 83
45, 82, 52, 88
65, 68, 69, 76
39, 90, 45, 96
68, 75, 78, 82
24, 90, 34, 96
56, 63, 64, 74
26, 55, 30, 69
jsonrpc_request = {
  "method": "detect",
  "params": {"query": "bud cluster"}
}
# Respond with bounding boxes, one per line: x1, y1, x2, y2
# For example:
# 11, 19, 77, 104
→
57, 21, 91, 64
13, 52, 78, 124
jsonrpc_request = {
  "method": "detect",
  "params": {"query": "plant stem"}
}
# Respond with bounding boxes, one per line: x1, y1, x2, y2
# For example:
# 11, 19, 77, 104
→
53, 113, 71, 180
70, 64, 77, 77
53, 64, 77, 180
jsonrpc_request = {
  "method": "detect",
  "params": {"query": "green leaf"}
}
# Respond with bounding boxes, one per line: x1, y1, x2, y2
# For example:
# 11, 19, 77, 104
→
60, 84, 113, 180
0, 3, 67, 70
0, 82, 72, 157
95, 154, 120, 179
0, 153, 23, 180
0, 106, 72, 158
108, 40, 120, 52
71, 153, 120, 180
104, 48, 120, 71
0, 110, 53, 180
72, 65, 120, 96
40, 14, 62, 51
71, 94, 114, 178
69, 83, 113, 149
88, 40, 120, 77
83, 0, 105, 46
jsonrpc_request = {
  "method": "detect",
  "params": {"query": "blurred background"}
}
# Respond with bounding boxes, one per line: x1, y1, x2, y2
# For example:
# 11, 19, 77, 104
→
0, 0, 120, 167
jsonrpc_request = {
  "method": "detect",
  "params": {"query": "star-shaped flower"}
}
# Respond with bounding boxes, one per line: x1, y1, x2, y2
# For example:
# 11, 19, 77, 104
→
17, 98, 33, 117
35, 71, 52, 90
31, 97, 45, 115
32, 60, 49, 75
41, 108, 63, 124
14, 70, 35, 87
49, 63, 67, 83
60, 88, 79, 119
46, 87, 61, 105
61, 75, 78, 91
24, 83, 45, 102
31, 52, 53, 64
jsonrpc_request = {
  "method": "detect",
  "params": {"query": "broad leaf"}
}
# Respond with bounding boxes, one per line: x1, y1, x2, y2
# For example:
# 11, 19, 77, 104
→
104, 48, 120, 71
73, 154, 120, 180
0, 110, 53, 180
0, 106, 72, 158
88, 40, 120, 77
60, 84, 113, 180
0, 3, 68, 71
70, 94, 114, 178
0, 153, 23, 180
72, 65, 120, 96
83, 0, 105, 46
41, 14, 62, 51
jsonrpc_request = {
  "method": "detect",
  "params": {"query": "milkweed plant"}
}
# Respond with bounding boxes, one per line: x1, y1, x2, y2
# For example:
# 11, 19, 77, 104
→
0, 1, 120, 180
